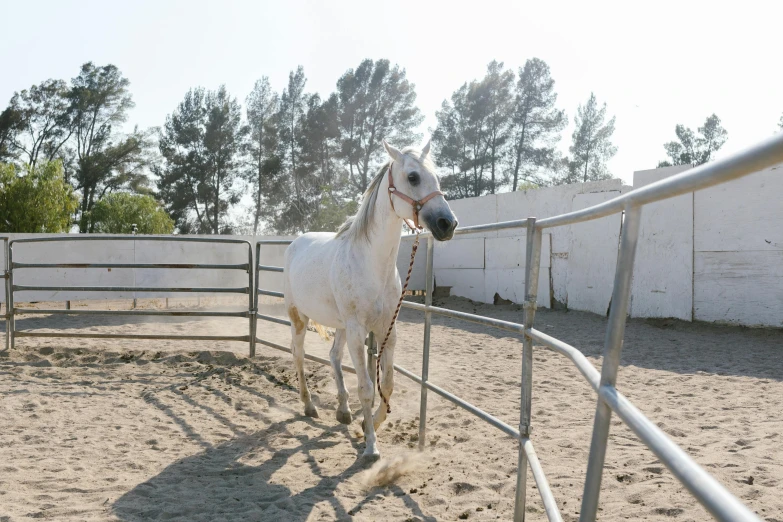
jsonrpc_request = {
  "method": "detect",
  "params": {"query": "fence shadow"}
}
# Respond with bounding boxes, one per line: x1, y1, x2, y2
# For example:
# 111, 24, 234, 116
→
111, 385, 435, 522
398, 296, 783, 382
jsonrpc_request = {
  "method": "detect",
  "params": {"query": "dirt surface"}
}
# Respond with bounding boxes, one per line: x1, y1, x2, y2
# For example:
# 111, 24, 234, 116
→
0, 296, 781, 521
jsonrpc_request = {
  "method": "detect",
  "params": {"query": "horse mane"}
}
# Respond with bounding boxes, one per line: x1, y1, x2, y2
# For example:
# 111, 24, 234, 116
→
336, 161, 389, 242
336, 147, 434, 242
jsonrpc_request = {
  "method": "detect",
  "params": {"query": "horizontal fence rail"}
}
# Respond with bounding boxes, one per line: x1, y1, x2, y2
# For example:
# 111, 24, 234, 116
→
13, 285, 249, 294
2, 131, 778, 520
11, 262, 250, 270
6, 236, 255, 350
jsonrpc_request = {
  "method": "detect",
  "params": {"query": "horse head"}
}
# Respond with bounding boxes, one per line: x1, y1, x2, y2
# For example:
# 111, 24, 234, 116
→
383, 139, 458, 241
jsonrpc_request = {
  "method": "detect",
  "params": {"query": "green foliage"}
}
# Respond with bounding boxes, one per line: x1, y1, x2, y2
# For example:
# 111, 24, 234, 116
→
0, 161, 78, 232
336, 59, 423, 194
157, 85, 246, 234
433, 62, 514, 199
566, 93, 617, 183
433, 59, 567, 198
88, 192, 174, 234
0, 107, 22, 162
658, 114, 728, 167
309, 197, 359, 233
516, 180, 540, 191
5, 79, 72, 168
243, 77, 280, 235
507, 58, 566, 190
68, 62, 152, 232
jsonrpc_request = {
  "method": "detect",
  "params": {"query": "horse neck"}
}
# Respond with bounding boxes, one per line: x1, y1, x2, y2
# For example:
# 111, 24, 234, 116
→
364, 174, 404, 279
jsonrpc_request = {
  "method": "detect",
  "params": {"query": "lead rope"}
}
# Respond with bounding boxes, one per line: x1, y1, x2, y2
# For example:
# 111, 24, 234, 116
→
375, 231, 420, 414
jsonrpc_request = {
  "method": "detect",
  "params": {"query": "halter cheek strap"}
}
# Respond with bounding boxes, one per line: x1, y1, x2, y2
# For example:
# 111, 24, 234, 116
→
387, 164, 443, 230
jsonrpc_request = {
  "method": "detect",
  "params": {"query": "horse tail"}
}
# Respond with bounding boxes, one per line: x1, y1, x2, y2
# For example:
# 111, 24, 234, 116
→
309, 320, 332, 342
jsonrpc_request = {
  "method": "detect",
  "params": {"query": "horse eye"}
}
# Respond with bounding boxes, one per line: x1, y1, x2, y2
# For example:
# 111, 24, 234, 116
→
407, 172, 420, 186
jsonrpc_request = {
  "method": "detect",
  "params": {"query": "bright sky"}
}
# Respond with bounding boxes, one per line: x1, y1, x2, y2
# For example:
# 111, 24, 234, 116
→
2, 0, 781, 186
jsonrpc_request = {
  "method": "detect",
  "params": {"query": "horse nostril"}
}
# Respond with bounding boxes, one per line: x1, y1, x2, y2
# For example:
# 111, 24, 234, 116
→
437, 217, 453, 233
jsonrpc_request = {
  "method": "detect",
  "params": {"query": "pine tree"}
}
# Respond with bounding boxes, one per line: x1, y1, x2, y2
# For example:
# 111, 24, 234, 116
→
243, 77, 280, 235
506, 58, 566, 190
157, 86, 246, 233
569, 93, 617, 183
68, 62, 150, 232
335, 59, 423, 195
658, 114, 728, 167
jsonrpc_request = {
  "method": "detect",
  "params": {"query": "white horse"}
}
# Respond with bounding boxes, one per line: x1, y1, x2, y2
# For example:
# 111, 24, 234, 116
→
283, 140, 458, 460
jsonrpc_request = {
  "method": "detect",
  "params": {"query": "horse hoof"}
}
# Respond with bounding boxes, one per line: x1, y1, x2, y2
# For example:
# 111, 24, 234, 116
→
362, 450, 380, 463
336, 410, 353, 424
304, 405, 319, 418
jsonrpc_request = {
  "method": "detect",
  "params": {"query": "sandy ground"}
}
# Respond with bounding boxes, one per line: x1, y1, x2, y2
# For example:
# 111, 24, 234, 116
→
0, 295, 781, 521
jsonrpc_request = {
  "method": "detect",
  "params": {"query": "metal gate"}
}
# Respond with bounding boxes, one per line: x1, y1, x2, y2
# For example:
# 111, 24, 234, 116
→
5, 235, 254, 349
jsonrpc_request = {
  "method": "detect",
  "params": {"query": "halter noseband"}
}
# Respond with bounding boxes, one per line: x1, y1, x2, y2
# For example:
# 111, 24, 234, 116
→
387, 163, 443, 230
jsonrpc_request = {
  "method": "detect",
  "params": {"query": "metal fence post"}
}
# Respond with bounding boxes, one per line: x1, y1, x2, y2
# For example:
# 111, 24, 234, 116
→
514, 218, 543, 522
418, 235, 435, 451
249, 242, 258, 358
7, 242, 14, 350
3, 238, 9, 351
579, 205, 642, 522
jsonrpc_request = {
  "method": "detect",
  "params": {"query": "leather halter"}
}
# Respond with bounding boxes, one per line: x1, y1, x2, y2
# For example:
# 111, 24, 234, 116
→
387, 163, 443, 230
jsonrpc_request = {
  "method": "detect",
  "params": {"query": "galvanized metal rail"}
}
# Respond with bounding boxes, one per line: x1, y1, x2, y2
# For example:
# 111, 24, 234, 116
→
6, 235, 255, 350
250, 132, 782, 522
1, 132, 779, 520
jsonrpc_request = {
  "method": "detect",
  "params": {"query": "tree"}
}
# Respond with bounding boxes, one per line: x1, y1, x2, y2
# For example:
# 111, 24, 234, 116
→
309, 197, 358, 233
433, 62, 519, 198
506, 58, 566, 190
569, 93, 617, 182
68, 62, 151, 232
270, 66, 311, 233
243, 77, 280, 235
157, 86, 246, 234
298, 93, 343, 229
658, 114, 728, 167
336, 59, 423, 194
0, 106, 22, 162
0, 161, 78, 233
479, 61, 514, 193
6, 79, 73, 168
89, 192, 174, 234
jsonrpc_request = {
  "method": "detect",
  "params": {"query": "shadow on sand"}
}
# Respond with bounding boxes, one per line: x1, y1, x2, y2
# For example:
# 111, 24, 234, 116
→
109, 361, 435, 522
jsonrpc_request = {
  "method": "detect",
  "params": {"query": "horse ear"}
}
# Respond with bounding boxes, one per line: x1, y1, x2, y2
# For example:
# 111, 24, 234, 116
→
383, 139, 403, 163
421, 139, 431, 158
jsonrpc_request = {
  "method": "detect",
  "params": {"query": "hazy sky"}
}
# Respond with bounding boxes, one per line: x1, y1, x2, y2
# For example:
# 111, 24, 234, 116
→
2, 0, 781, 185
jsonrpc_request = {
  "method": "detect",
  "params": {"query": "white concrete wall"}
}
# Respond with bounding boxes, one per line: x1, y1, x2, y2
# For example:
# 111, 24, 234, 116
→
5, 163, 783, 327
494, 179, 627, 307
693, 163, 783, 327
630, 165, 694, 320
566, 191, 623, 316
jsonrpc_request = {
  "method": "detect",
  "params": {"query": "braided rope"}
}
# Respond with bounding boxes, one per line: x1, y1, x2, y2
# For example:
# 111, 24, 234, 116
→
376, 231, 420, 414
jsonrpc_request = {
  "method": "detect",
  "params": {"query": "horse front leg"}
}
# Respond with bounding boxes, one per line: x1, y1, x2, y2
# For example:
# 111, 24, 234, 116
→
329, 329, 352, 424
345, 322, 380, 460
373, 326, 396, 431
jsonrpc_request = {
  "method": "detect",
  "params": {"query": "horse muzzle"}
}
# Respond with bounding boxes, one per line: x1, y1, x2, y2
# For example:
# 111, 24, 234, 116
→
424, 211, 458, 241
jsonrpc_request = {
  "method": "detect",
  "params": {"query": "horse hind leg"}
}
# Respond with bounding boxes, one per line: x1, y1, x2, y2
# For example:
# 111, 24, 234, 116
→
288, 305, 318, 418
329, 329, 352, 424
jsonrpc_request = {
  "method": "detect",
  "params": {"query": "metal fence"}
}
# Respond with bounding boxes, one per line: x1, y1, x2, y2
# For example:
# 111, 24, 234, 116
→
252, 132, 783, 522
5, 235, 255, 350
2, 132, 781, 520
